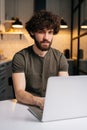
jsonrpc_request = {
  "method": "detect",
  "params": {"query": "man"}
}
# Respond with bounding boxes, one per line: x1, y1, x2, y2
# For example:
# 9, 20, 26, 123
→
12, 10, 69, 109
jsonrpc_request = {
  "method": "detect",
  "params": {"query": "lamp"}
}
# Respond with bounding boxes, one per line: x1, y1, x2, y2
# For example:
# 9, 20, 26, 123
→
60, 17, 68, 29
12, 18, 23, 28
81, 19, 87, 29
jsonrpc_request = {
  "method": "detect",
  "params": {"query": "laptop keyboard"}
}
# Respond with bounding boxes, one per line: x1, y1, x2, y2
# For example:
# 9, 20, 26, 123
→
28, 105, 43, 120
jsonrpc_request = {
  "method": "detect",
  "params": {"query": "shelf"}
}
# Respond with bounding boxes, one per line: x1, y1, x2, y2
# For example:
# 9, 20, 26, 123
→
0, 32, 23, 40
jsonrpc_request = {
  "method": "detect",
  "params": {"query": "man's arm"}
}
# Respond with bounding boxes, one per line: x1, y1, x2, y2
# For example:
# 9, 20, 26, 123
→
12, 73, 44, 109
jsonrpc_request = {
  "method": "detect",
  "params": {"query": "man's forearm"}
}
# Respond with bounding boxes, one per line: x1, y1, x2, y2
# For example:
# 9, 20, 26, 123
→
15, 89, 44, 109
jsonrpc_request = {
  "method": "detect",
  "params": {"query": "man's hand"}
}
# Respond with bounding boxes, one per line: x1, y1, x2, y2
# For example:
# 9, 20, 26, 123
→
33, 96, 45, 109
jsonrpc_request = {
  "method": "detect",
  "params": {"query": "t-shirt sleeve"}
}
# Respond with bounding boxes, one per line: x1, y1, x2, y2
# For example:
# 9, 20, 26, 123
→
59, 54, 69, 71
12, 52, 25, 73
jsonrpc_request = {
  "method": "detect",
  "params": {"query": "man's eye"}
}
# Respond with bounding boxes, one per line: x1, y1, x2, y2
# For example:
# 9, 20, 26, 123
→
38, 30, 44, 33
49, 31, 53, 34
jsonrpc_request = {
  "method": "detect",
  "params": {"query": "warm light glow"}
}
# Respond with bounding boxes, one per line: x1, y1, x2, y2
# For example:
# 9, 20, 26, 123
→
12, 24, 23, 28
81, 25, 87, 29
60, 25, 68, 29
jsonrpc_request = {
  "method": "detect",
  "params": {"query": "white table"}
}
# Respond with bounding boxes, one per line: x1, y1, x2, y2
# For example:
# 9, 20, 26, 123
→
0, 99, 87, 130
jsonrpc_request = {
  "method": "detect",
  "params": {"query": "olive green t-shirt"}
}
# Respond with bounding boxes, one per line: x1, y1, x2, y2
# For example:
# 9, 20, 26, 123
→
12, 45, 68, 97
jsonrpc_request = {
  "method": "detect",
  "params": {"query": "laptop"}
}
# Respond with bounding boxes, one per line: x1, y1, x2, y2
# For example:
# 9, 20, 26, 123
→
28, 76, 87, 122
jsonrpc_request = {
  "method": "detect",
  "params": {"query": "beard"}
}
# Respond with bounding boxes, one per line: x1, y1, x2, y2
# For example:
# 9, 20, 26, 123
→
34, 38, 52, 51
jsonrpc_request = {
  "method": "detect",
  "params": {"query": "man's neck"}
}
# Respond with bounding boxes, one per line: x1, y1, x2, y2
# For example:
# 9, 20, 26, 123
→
33, 44, 48, 57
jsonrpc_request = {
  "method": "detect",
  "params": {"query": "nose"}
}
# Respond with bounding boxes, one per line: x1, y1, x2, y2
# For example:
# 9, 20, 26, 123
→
43, 32, 49, 39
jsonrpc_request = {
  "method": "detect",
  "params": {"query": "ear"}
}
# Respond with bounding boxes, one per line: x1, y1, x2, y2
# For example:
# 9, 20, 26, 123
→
30, 32, 34, 36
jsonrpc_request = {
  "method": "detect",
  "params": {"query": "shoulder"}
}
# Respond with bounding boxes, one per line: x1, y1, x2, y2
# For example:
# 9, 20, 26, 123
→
13, 45, 33, 59
12, 45, 33, 66
50, 48, 67, 62
12, 46, 33, 72
17, 45, 33, 55
50, 48, 68, 71
50, 48, 63, 57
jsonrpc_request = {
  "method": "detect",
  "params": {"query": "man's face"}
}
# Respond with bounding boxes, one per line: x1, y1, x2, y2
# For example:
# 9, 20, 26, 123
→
33, 29, 54, 51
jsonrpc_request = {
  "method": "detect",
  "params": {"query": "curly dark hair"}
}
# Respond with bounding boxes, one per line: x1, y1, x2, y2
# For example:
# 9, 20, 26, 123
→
25, 10, 60, 38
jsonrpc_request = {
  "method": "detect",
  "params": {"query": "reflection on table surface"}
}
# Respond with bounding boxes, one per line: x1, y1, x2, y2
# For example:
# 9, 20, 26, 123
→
0, 99, 87, 130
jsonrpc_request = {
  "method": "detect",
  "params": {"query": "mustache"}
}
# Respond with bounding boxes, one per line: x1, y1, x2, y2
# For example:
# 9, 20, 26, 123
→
40, 39, 51, 44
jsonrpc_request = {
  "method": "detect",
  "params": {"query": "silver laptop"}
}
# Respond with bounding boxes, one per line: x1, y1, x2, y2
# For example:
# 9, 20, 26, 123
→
28, 76, 87, 122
